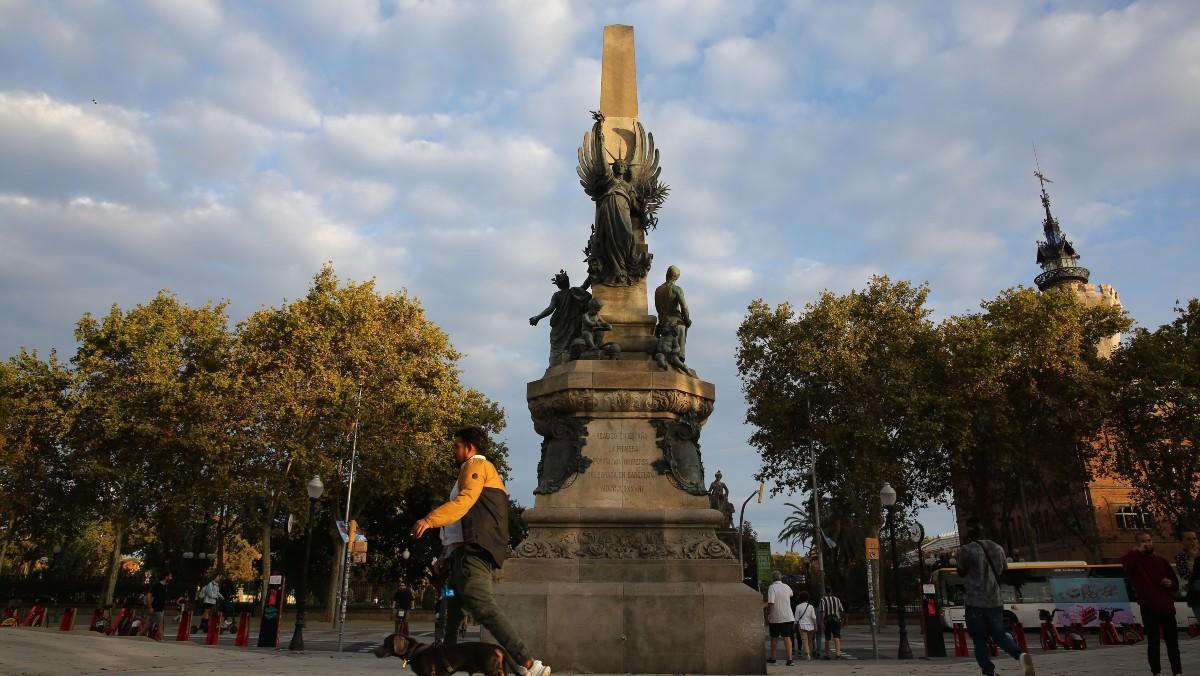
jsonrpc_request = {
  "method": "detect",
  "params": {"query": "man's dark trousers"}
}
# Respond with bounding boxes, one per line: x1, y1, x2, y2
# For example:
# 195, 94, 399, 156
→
445, 545, 531, 664
1142, 608, 1181, 675
965, 606, 1021, 675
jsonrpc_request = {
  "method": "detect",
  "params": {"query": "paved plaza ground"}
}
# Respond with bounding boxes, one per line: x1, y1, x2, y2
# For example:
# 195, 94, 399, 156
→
1, 620, 1197, 675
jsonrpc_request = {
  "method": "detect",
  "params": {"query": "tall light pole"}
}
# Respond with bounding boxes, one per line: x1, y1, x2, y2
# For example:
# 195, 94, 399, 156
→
288, 476, 324, 651
735, 483, 764, 584
806, 398, 826, 599
880, 482, 913, 660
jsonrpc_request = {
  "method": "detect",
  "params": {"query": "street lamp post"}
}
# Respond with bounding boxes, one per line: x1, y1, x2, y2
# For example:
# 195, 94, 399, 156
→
880, 483, 913, 660
735, 483, 763, 584
288, 476, 324, 651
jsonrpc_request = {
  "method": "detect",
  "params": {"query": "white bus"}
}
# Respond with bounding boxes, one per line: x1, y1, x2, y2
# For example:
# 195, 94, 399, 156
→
932, 561, 1196, 631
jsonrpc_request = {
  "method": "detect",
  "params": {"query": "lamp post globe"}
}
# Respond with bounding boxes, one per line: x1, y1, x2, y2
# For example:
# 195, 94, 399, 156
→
880, 482, 912, 659
879, 482, 897, 508
307, 476, 324, 500
289, 475, 323, 651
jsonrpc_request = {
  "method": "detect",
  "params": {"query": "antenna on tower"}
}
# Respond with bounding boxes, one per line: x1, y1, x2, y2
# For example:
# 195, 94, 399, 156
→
1033, 143, 1053, 191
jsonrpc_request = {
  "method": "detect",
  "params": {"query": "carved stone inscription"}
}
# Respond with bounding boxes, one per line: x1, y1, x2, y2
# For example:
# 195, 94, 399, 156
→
581, 418, 664, 506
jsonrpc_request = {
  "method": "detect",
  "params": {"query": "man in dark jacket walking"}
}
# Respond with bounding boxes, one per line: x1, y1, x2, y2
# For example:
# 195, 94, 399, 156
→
412, 427, 550, 676
1121, 531, 1182, 676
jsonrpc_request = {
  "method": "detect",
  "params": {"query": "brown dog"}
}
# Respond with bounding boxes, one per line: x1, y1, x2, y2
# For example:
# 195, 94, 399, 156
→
374, 633, 522, 676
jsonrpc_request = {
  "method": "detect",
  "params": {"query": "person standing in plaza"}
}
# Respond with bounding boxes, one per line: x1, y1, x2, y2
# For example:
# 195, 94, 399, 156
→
198, 573, 222, 633
411, 426, 551, 676
793, 590, 817, 660
764, 571, 795, 666
1122, 531, 1182, 676
819, 588, 845, 660
146, 572, 171, 639
957, 518, 1035, 676
1177, 525, 1199, 629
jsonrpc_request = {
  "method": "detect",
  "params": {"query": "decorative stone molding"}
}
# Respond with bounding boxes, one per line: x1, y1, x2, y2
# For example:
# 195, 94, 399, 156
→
529, 388, 713, 424
513, 529, 733, 560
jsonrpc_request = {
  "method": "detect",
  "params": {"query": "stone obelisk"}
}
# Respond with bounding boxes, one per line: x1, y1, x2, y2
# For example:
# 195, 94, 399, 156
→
493, 25, 765, 675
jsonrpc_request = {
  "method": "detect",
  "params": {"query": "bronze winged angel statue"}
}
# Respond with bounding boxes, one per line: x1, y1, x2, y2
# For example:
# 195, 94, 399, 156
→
577, 111, 670, 286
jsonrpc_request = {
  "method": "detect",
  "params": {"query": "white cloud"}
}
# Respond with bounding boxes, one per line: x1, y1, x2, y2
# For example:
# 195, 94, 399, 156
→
0, 92, 156, 201
209, 33, 319, 128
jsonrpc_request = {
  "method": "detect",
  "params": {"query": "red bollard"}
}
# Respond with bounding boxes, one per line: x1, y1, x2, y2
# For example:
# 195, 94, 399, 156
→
1188, 622, 1199, 639
234, 612, 250, 647
952, 622, 970, 657
22, 605, 46, 627
205, 613, 221, 645
106, 608, 131, 635
88, 608, 104, 631
59, 608, 77, 632
1011, 621, 1029, 652
176, 611, 192, 641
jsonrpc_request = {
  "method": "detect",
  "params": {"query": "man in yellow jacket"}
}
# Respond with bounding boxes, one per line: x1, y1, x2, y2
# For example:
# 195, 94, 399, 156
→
412, 426, 550, 676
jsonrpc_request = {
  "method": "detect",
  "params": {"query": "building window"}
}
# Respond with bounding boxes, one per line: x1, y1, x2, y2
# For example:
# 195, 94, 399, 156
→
1114, 505, 1154, 531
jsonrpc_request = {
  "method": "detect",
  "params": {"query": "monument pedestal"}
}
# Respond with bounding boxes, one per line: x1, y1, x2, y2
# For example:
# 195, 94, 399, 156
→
491, 359, 765, 674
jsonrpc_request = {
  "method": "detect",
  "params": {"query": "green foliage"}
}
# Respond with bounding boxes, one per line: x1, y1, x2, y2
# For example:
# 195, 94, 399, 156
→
739, 277, 1132, 560
938, 286, 1129, 553
1104, 298, 1200, 528
0, 265, 507, 599
231, 265, 507, 597
738, 276, 943, 524
0, 350, 73, 571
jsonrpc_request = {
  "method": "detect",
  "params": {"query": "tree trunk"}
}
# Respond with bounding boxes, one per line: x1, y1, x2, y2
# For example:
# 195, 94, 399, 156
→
258, 519, 272, 613
103, 521, 126, 606
326, 527, 344, 626
0, 513, 14, 575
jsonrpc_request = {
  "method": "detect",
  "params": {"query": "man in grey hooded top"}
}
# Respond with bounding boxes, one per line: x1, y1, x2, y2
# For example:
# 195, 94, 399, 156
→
957, 518, 1035, 676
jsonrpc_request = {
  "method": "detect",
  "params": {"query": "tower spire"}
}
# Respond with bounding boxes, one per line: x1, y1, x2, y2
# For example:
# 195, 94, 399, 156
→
1031, 151, 1089, 291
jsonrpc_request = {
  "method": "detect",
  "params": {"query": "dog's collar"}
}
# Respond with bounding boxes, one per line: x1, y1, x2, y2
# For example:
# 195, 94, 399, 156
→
403, 641, 431, 661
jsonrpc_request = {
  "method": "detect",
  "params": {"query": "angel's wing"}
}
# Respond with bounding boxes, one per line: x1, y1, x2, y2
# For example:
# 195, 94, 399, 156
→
577, 118, 611, 198
630, 121, 670, 223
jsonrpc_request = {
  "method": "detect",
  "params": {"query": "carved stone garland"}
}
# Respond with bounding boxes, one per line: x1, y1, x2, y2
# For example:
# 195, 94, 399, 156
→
650, 411, 707, 496
533, 415, 592, 495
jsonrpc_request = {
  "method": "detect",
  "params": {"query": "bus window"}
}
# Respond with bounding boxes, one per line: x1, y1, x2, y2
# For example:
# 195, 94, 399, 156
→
1004, 569, 1052, 605
936, 571, 966, 608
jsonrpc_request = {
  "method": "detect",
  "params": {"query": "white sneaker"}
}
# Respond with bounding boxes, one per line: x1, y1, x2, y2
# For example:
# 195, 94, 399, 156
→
519, 659, 551, 676
1020, 652, 1035, 676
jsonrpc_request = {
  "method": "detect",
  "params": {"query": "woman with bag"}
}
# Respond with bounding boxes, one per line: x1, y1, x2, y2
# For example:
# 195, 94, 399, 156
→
793, 590, 817, 661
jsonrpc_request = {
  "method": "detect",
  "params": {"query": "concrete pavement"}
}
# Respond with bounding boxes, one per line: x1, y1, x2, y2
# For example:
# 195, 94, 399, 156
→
1, 621, 1196, 674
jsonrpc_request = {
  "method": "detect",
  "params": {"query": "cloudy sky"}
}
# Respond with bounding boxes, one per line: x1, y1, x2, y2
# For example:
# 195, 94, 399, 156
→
3, 0, 1199, 550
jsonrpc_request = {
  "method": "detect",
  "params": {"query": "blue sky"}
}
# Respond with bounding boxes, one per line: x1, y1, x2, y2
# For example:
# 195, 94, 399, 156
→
2, 0, 1198, 552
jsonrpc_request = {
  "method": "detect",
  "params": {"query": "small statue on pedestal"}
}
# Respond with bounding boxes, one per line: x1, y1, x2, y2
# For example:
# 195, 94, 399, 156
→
572, 298, 620, 360
708, 470, 735, 530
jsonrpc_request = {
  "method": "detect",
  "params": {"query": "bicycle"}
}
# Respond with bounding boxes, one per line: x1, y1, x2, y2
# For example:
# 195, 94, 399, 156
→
1097, 607, 1141, 645
1038, 608, 1086, 650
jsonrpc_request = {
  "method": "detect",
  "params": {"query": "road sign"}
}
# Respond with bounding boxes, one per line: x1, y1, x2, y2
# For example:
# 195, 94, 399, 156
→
755, 541, 773, 586
865, 537, 880, 560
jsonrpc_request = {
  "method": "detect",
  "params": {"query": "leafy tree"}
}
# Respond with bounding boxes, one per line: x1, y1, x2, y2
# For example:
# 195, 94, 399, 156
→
0, 351, 73, 574
1103, 299, 1200, 529
232, 265, 507, 607
938, 286, 1129, 559
771, 550, 807, 576
737, 276, 943, 529
68, 292, 234, 604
